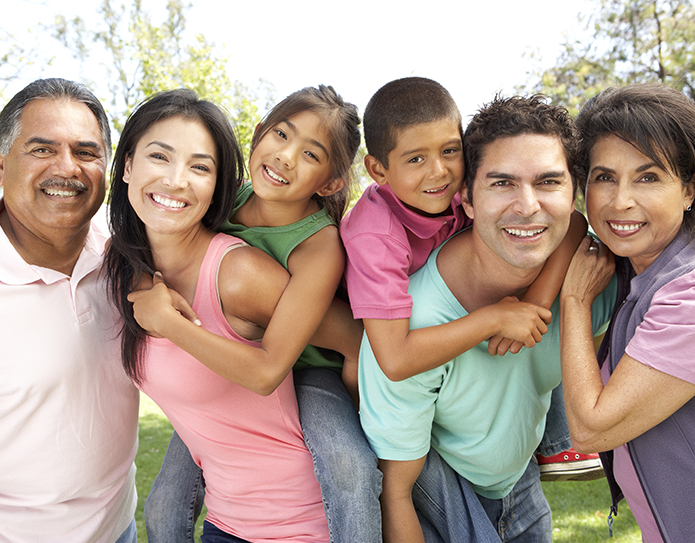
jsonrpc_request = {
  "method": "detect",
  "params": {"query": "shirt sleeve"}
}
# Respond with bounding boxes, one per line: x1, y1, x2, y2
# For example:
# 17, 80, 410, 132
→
343, 231, 414, 320
358, 331, 441, 461
625, 270, 695, 385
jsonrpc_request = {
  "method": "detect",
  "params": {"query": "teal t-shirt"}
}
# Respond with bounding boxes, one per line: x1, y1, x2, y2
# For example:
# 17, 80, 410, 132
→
218, 182, 343, 372
359, 236, 617, 499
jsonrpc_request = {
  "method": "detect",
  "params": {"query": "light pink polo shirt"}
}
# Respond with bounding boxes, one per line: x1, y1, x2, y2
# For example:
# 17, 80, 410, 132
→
341, 183, 470, 319
0, 200, 139, 543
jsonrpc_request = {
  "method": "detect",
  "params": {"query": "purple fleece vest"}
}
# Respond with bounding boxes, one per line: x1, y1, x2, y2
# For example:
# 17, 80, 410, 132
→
596, 228, 695, 543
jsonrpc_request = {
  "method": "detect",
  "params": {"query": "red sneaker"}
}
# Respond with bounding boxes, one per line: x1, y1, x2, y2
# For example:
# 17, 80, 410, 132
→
537, 448, 605, 481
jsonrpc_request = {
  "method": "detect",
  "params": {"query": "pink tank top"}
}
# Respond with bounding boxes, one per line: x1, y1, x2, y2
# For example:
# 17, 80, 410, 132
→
139, 233, 329, 542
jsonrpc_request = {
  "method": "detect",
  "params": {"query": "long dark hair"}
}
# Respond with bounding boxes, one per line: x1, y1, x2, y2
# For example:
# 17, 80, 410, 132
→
105, 88, 244, 384
251, 85, 360, 224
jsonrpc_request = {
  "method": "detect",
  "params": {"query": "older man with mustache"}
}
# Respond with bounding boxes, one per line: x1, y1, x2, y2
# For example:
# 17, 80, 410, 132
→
0, 79, 139, 543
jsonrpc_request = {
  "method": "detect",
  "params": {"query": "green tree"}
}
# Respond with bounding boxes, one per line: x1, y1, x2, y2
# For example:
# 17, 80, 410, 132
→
52, 0, 268, 160
0, 28, 52, 102
523, 0, 695, 116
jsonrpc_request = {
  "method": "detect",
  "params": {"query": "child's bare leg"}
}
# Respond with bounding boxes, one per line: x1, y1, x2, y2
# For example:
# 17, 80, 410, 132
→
379, 457, 427, 543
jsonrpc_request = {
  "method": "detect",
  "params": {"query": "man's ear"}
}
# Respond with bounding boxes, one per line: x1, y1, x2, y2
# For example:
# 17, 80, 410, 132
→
317, 177, 345, 197
364, 155, 388, 186
0, 155, 5, 187
460, 182, 474, 219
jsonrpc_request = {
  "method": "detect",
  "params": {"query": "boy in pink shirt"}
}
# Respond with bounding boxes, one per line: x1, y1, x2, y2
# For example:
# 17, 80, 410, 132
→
341, 77, 584, 380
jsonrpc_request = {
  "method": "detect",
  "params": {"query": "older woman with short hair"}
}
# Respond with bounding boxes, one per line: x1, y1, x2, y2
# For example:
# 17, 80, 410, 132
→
560, 83, 695, 543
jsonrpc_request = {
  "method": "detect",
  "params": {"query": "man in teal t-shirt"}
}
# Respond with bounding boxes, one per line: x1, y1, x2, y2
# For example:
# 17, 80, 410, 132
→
359, 95, 618, 543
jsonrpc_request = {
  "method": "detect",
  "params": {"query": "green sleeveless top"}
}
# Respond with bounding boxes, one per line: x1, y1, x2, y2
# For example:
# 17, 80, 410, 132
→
218, 182, 343, 372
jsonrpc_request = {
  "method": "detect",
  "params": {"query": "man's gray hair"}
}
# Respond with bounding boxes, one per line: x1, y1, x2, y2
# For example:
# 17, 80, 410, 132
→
0, 78, 111, 159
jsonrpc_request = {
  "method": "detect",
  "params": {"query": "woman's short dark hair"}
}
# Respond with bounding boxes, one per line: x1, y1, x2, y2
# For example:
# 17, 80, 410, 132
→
106, 88, 244, 383
576, 83, 695, 237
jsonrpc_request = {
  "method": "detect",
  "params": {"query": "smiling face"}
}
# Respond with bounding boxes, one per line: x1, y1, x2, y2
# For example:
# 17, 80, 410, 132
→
248, 110, 342, 206
0, 98, 106, 242
123, 116, 218, 238
367, 119, 463, 216
462, 133, 575, 271
586, 134, 695, 274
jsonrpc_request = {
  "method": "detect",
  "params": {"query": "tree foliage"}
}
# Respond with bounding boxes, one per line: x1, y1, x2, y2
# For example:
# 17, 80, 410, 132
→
0, 28, 51, 102
51, 0, 268, 160
524, 0, 695, 115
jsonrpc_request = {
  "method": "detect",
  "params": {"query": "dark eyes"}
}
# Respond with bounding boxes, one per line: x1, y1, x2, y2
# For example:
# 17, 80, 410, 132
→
592, 173, 659, 183
31, 147, 99, 160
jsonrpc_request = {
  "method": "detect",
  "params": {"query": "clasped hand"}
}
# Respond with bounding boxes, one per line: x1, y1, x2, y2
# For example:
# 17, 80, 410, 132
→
486, 296, 552, 356
127, 272, 200, 338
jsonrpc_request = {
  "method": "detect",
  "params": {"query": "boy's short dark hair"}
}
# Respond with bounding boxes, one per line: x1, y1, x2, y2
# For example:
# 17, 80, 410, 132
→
463, 94, 580, 204
364, 77, 462, 168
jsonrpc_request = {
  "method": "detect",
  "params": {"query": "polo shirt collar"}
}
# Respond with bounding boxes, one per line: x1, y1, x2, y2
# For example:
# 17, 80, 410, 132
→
0, 198, 108, 286
377, 183, 461, 240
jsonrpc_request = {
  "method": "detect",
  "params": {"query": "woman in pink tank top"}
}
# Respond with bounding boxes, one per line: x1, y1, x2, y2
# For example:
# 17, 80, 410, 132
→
104, 89, 330, 543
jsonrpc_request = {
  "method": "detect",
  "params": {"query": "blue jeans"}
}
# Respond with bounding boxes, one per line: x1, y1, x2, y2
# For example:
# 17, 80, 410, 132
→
294, 368, 382, 542
145, 367, 382, 543
115, 518, 137, 543
477, 460, 552, 542
144, 431, 205, 543
413, 449, 501, 543
414, 449, 551, 543
201, 521, 250, 543
537, 383, 572, 457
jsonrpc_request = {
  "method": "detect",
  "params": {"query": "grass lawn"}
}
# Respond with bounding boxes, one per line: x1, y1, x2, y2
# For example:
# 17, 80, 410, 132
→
135, 393, 642, 542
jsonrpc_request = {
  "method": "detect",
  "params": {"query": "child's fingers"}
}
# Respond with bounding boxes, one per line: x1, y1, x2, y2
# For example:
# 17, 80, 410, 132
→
487, 335, 504, 356
169, 290, 201, 326
494, 337, 515, 356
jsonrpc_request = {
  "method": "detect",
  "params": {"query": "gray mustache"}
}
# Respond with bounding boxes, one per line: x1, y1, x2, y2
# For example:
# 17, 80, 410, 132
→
39, 179, 88, 192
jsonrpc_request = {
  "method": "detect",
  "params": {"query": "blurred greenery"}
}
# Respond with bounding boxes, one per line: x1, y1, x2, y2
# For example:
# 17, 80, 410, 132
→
521, 0, 695, 116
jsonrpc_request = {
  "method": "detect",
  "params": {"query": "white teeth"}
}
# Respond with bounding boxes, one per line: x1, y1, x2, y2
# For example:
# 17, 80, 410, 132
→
425, 185, 447, 194
44, 188, 79, 197
608, 222, 642, 231
264, 166, 288, 184
152, 193, 186, 208
505, 227, 545, 237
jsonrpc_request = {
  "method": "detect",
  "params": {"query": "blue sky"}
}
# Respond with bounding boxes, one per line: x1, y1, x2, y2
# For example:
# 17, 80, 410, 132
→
3, 0, 594, 119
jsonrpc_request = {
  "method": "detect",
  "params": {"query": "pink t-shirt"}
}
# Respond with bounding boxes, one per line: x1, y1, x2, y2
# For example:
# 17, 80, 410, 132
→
601, 269, 695, 543
139, 233, 329, 543
341, 183, 470, 319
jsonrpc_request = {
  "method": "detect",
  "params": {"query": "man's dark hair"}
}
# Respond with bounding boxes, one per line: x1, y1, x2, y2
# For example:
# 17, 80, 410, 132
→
463, 94, 579, 204
364, 77, 462, 168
